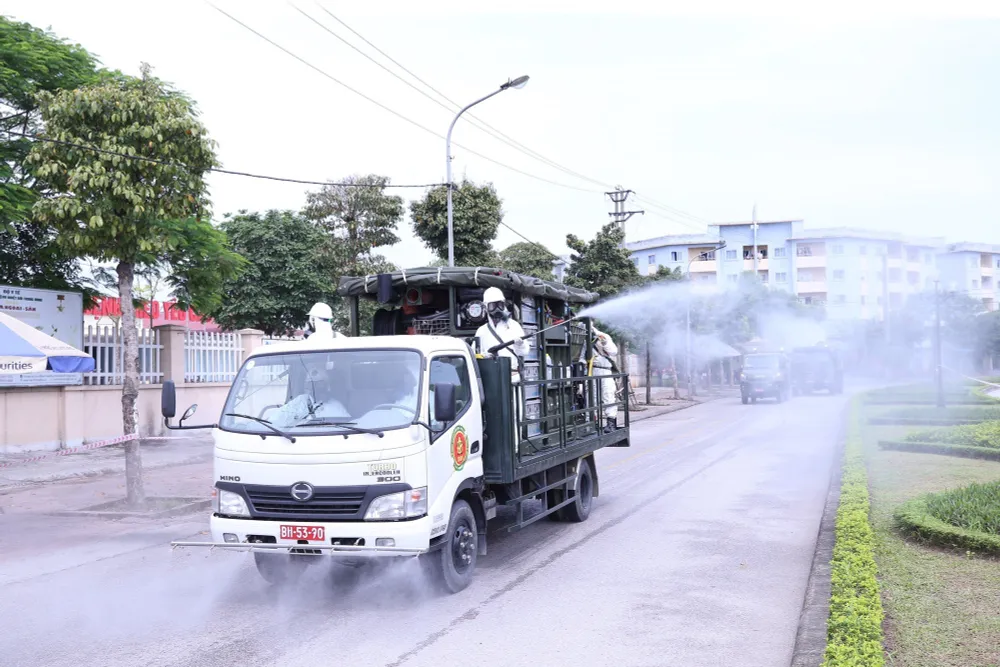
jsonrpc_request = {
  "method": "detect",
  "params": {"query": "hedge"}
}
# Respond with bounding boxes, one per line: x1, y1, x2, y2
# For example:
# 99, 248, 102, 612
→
876, 406, 1000, 422
868, 418, 983, 427
879, 440, 1000, 462
904, 421, 1000, 449
894, 495, 1000, 556
822, 399, 885, 667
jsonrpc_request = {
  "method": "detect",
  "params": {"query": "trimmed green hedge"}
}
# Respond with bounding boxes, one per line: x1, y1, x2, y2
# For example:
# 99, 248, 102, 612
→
904, 421, 1000, 449
894, 494, 1000, 556
879, 440, 1000, 462
868, 418, 982, 427
823, 400, 885, 667
925, 480, 1000, 534
878, 406, 1000, 422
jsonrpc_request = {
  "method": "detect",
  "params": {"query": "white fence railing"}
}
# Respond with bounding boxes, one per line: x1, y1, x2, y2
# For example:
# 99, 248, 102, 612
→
83, 326, 163, 386
185, 331, 243, 383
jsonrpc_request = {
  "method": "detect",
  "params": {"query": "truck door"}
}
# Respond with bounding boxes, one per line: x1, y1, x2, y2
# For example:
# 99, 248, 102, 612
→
426, 353, 484, 530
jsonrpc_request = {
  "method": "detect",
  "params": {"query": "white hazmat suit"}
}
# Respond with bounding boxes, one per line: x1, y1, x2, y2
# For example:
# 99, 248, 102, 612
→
581, 326, 619, 432
474, 287, 529, 383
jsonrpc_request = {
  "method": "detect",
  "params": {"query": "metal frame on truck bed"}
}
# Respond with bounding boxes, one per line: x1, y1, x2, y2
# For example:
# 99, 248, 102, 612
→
338, 267, 630, 531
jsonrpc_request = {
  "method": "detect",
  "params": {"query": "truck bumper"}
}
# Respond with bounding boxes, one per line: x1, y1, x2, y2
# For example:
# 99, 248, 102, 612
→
171, 514, 434, 557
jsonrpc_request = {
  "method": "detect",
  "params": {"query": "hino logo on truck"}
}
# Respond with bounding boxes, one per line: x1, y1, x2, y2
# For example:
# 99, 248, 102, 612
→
290, 482, 314, 502
219, 475, 240, 482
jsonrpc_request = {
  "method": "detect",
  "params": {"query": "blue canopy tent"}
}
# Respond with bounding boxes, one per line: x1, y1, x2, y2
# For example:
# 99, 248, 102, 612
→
0, 312, 95, 374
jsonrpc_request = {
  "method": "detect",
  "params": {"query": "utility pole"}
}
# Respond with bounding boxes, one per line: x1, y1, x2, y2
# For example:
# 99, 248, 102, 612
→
606, 186, 644, 241
934, 281, 946, 408
752, 204, 759, 276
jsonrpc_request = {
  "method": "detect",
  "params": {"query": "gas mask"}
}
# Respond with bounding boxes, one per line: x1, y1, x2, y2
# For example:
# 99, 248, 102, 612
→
487, 301, 509, 323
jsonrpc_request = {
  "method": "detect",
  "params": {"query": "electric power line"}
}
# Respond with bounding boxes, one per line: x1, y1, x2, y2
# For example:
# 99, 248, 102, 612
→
498, 220, 561, 260
311, 3, 617, 191
208, 2, 598, 194
4, 129, 444, 188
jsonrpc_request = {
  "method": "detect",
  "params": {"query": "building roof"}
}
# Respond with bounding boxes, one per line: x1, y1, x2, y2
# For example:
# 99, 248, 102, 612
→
711, 219, 803, 227
788, 227, 945, 248
625, 233, 721, 252
941, 242, 1000, 254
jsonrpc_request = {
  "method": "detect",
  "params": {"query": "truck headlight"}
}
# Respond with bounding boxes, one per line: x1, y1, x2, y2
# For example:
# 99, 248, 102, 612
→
365, 487, 427, 521
740, 373, 747, 382
218, 489, 250, 517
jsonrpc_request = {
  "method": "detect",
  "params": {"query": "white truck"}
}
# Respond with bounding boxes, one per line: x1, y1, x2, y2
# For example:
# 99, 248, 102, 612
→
166, 267, 630, 592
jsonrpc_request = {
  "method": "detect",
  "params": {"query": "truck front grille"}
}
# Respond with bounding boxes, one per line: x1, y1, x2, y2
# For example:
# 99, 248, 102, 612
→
246, 487, 366, 519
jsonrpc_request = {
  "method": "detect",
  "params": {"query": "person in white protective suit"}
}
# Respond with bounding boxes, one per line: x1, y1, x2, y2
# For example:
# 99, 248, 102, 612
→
582, 325, 619, 433
475, 287, 529, 383
303, 302, 343, 340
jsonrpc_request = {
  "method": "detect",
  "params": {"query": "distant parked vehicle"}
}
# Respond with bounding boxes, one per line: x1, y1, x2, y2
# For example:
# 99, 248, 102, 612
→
790, 345, 843, 395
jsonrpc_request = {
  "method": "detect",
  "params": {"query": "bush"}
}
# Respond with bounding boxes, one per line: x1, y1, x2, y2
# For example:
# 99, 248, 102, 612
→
924, 480, 1000, 535
879, 440, 1000, 462
905, 421, 1000, 449
895, 494, 1000, 556
823, 399, 885, 667
880, 406, 1000, 422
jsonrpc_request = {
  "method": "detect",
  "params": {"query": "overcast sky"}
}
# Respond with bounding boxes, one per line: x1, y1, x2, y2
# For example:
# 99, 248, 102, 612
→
9, 1, 1000, 269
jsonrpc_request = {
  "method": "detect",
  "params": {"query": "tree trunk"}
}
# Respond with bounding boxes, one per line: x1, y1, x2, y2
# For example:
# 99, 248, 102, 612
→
645, 341, 652, 405
117, 261, 145, 507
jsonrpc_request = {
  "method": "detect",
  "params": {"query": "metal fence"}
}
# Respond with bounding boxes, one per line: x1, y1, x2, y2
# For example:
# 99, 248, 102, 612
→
184, 330, 243, 383
83, 326, 163, 386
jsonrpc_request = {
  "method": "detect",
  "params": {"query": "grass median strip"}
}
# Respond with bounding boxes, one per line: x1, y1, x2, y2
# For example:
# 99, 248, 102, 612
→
823, 399, 885, 667
904, 420, 1000, 449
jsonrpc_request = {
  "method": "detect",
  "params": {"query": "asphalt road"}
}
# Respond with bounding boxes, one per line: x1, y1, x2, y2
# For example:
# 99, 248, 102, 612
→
1, 391, 848, 667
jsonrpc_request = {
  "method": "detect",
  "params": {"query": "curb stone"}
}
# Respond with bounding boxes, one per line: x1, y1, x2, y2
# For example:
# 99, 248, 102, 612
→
789, 405, 847, 667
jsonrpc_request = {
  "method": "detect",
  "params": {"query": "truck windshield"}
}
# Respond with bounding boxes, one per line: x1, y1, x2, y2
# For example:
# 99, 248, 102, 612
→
220, 349, 422, 436
743, 354, 781, 370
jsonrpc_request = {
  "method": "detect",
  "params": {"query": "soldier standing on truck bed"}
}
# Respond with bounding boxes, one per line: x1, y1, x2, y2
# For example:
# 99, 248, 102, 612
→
475, 287, 529, 383
582, 326, 619, 434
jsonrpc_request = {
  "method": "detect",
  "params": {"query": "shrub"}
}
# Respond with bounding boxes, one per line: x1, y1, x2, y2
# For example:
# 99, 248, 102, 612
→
924, 480, 1000, 535
895, 494, 1000, 556
879, 406, 1000, 422
823, 399, 885, 667
905, 421, 1000, 449
879, 440, 1000, 462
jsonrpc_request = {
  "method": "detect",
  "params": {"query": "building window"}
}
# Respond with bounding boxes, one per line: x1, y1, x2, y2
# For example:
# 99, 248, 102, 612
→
774, 247, 786, 258
775, 272, 787, 283
648, 254, 656, 265
833, 269, 845, 281
726, 250, 737, 260
797, 270, 811, 282
632, 257, 639, 267
996, 258, 1000, 269
907, 248, 920, 262
859, 245, 867, 255
834, 295, 847, 304
702, 251, 716, 261
671, 251, 679, 262
796, 245, 812, 257
832, 244, 844, 255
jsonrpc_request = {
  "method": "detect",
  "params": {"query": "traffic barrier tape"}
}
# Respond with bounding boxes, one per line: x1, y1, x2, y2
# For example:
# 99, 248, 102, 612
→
0, 433, 139, 469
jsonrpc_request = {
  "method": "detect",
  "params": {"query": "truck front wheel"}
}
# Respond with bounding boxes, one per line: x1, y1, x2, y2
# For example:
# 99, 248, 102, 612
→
253, 552, 306, 586
425, 499, 478, 594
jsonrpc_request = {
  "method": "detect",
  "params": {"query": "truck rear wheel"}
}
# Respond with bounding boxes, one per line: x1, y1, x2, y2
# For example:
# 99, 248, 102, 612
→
253, 552, 306, 586
424, 499, 478, 594
561, 458, 594, 523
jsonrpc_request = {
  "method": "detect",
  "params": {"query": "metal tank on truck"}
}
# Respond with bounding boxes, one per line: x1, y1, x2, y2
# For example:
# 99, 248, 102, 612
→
163, 267, 630, 593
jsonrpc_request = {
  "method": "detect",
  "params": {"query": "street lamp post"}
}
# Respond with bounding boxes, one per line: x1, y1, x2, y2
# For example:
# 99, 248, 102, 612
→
446, 75, 530, 267
685, 241, 726, 399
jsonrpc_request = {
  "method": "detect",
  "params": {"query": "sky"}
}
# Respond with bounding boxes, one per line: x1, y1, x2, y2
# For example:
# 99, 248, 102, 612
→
7, 0, 1000, 270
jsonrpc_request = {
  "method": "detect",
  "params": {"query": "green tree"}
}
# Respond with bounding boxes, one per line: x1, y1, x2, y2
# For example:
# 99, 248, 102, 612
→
28, 64, 242, 506
498, 241, 556, 279
565, 222, 641, 298
210, 210, 332, 336
410, 180, 503, 266
0, 17, 105, 292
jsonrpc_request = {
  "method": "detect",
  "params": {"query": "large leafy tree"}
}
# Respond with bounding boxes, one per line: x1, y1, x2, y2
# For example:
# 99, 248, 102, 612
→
0, 17, 105, 292
410, 180, 503, 266
28, 64, 242, 506
565, 222, 641, 298
498, 241, 556, 279
210, 210, 332, 336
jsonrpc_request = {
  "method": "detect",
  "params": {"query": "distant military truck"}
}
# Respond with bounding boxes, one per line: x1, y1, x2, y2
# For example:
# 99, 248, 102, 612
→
790, 345, 843, 395
739, 350, 792, 404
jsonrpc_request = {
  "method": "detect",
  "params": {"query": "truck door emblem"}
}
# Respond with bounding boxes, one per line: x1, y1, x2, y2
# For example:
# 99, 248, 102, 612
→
451, 426, 469, 471
290, 482, 314, 502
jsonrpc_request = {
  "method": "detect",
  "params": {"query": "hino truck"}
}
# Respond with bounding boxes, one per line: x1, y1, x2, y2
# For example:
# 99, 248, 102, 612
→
166, 267, 630, 593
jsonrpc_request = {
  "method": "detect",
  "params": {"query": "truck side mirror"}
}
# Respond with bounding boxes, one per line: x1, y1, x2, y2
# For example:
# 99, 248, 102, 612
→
433, 382, 458, 423
161, 380, 177, 419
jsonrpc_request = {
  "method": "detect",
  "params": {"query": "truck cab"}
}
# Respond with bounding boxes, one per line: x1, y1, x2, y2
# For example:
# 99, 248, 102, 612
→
166, 267, 630, 593
790, 345, 843, 395
739, 351, 791, 404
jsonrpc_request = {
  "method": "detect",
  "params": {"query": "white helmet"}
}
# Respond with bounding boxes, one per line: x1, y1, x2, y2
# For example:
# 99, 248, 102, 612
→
483, 287, 509, 322
306, 302, 335, 337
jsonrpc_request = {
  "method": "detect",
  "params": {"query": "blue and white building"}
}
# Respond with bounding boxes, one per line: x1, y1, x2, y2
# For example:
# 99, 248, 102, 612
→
937, 243, 1000, 312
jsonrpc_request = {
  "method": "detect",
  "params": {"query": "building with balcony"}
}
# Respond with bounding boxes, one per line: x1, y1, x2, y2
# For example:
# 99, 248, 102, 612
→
937, 243, 1000, 312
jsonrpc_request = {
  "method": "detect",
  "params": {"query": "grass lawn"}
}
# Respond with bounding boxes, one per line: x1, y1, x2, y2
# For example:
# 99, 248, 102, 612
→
861, 415, 1000, 666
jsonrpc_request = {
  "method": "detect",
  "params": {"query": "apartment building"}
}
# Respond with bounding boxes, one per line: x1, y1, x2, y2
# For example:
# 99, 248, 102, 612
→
625, 220, 945, 321
937, 243, 1000, 312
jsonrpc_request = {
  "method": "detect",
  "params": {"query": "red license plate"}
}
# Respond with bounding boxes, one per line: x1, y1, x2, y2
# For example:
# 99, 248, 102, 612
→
279, 525, 326, 542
